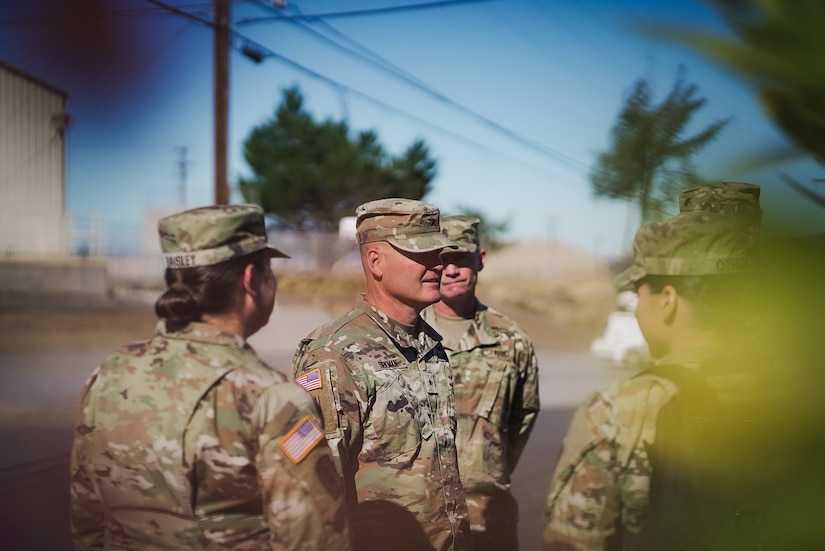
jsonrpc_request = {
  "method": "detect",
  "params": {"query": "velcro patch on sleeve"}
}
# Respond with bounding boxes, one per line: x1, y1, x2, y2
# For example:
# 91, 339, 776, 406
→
280, 416, 324, 464
295, 368, 323, 392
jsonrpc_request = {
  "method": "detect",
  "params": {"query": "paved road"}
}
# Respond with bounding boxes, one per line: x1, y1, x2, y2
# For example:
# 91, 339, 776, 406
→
0, 303, 628, 551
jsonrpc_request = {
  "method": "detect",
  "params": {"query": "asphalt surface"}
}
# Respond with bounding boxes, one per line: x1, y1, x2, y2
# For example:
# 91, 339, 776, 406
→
0, 302, 627, 551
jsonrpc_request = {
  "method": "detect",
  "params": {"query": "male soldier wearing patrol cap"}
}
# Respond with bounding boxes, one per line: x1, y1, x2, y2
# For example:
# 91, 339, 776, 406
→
543, 211, 780, 550
291, 198, 472, 551
70, 205, 350, 550
422, 215, 540, 551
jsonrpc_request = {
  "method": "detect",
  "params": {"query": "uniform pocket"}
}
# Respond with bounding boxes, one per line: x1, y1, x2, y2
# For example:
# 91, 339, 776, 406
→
476, 369, 504, 424
365, 371, 424, 467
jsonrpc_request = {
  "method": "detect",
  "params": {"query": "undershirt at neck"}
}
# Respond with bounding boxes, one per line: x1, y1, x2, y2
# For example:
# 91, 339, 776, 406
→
432, 309, 473, 349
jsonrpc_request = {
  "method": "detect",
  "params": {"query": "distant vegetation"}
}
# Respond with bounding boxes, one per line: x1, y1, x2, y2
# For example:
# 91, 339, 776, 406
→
589, 67, 729, 223
239, 86, 438, 230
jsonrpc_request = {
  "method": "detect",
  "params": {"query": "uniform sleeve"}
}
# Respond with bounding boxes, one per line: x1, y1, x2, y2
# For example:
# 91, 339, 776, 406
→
69, 369, 106, 551
255, 382, 351, 551
507, 335, 541, 471
543, 395, 622, 551
291, 343, 362, 493
543, 376, 673, 551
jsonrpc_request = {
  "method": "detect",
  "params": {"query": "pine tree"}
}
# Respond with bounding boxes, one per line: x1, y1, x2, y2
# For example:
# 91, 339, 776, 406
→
590, 68, 729, 223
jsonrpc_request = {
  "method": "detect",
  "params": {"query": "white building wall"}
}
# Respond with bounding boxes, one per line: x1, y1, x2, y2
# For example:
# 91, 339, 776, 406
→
0, 60, 68, 256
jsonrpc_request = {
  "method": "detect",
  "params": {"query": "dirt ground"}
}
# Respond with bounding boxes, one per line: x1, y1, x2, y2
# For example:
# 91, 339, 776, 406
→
0, 272, 616, 353
0, 275, 620, 551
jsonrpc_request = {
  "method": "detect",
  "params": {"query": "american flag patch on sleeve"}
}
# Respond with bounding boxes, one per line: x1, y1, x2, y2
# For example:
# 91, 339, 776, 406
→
280, 416, 324, 464
295, 368, 322, 391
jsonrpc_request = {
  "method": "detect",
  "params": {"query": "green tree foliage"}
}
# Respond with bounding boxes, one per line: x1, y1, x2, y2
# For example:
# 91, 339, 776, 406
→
239, 86, 436, 230
590, 69, 730, 223
644, 0, 825, 207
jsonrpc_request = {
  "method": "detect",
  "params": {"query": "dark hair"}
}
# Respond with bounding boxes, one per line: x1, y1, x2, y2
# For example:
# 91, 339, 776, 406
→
641, 273, 758, 332
155, 250, 270, 332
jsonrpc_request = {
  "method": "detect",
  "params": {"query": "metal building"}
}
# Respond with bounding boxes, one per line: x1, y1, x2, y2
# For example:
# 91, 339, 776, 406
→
0, 59, 69, 257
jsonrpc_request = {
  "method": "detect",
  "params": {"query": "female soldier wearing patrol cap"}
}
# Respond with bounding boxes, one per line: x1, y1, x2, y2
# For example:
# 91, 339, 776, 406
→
543, 210, 789, 550
70, 205, 350, 550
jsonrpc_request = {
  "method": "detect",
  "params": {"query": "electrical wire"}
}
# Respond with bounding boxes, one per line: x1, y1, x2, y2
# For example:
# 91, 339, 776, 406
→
232, 37, 576, 182
280, 15, 590, 173
236, 0, 496, 26
139, 0, 587, 178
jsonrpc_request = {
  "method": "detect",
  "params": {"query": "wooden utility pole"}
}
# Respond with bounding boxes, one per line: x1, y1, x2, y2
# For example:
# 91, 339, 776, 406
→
214, 0, 229, 204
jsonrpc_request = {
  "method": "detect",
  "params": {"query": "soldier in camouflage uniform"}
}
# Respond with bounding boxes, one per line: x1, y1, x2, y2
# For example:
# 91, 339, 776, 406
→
291, 198, 471, 551
70, 205, 350, 551
543, 211, 762, 550
421, 215, 540, 551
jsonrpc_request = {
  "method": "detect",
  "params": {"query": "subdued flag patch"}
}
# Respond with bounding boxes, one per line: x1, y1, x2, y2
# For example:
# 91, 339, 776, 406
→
280, 416, 324, 464
295, 368, 322, 391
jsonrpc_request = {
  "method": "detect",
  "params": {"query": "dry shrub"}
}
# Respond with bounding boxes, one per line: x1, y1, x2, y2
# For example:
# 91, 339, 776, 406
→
273, 270, 619, 351
478, 276, 616, 330
275, 271, 366, 317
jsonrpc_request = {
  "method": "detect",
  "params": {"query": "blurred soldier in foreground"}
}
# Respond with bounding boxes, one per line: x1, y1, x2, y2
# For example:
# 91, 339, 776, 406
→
679, 180, 825, 547
291, 198, 471, 551
542, 210, 798, 550
70, 205, 350, 550
422, 215, 540, 551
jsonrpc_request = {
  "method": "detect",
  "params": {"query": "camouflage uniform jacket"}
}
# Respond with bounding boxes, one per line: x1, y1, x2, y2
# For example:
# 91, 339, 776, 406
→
543, 348, 721, 551
422, 303, 540, 514
291, 295, 471, 551
70, 321, 350, 551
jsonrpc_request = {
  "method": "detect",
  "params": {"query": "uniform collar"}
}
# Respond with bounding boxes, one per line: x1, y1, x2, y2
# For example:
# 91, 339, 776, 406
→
356, 294, 439, 355
654, 347, 722, 369
156, 319, 251, 351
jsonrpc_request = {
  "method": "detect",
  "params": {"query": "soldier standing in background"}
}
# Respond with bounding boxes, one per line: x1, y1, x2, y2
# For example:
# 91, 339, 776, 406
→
70, 205, 350, 551
291, 198, 471, 551
422, 215, 540, 551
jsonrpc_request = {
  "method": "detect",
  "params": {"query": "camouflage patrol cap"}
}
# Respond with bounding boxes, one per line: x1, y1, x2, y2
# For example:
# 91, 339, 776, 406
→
679, 181, 762, 219
355, 198, 458, 253
441, 215, 480, 253
614, 211, 753, 290
158, 204, 289, 269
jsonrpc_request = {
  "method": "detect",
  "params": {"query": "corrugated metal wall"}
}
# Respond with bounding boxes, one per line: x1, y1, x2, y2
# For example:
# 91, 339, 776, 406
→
0, 61, 68, 256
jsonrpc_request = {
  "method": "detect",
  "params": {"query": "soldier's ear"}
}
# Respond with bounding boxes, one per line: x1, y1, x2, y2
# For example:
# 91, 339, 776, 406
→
478, 248, 486, 272
240, 263, 258, 298
661, 284, 678, 325
365, 245, 384, 279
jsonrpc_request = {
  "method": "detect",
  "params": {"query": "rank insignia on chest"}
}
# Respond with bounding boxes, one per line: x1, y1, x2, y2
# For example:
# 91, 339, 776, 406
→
280, 416, 324, 463
295, 368, 322, 391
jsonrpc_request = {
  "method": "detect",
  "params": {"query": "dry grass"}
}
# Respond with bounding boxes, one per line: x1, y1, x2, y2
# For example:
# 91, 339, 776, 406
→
0, 303, 158, 352
0, 272, 617, 353
274, 271, 366, 318
275, 271, 617, 351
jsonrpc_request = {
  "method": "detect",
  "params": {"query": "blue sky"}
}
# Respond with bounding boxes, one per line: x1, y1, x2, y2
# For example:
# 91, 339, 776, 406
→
2, 0, 823, 257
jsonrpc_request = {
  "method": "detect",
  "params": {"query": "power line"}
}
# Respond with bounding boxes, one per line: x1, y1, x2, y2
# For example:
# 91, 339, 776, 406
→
249, 4, 589, 173
0, 8, 170, 25
236, 0, 496, 26
17, 0, 583, 184
144, 0, 214, 28
0, 0, 263, 24
231, 36, 576, 183
142, 0, 589, 177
